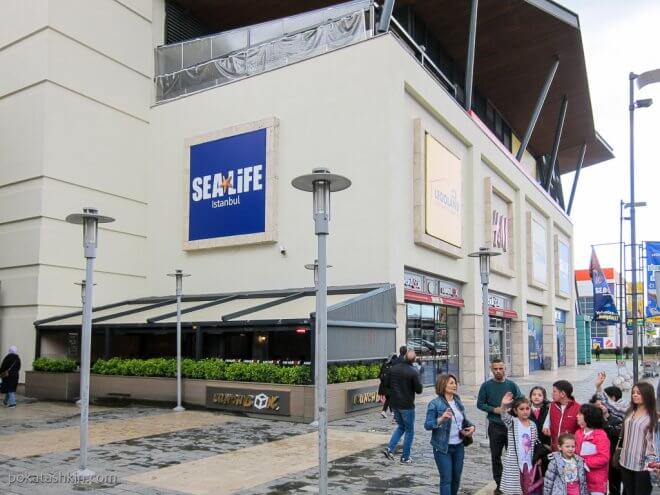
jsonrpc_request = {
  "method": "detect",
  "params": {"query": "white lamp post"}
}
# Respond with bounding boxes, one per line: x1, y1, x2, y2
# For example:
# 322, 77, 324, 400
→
167, 269, 190, 412
65, 207, 114, 478
292, 168, 350, 495
468, 247, 501, 382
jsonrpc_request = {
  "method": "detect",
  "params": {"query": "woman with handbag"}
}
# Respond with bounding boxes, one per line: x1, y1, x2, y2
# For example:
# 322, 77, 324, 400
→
424, 373, 475, 495
618, 382, 657, 495
0, 345, 21, 408
499, 392, 542, 495
575, 404, 610, 495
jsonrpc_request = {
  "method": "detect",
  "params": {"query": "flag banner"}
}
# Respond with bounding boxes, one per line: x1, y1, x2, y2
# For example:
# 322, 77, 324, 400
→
590, 248, 620, 322
646, 241, 660, 323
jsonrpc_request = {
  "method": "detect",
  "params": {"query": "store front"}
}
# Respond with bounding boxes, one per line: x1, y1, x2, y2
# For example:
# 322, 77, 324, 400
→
528, 316, 544, 372
404, 271, 462, 386
556, 310, 567, 367
488, 293, 516, 368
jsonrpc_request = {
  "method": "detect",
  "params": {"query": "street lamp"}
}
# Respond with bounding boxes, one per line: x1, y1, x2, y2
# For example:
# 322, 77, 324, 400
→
629, 67, 659, 382
292, 168, 351, 495
65, 207, 114, 478
468, 247, 501, 381
167, 269, 190, 412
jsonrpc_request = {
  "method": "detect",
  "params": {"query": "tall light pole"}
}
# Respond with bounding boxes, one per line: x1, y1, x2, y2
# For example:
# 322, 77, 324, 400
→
629, 67, 659, 382
167, 269, 190, 412
292, 168, 351, 495
74, 280, 95, 407
619, 201, 628, 354
468, 247, 500, 381
65, 207, 114, 477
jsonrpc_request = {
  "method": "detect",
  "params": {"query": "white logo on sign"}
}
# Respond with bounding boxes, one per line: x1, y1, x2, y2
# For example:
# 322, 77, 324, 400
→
254, 393, 268, 410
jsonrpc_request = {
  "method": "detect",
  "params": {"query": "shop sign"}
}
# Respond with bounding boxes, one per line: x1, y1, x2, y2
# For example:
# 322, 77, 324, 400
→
492, 210, 510, 252
404, 271, 462, 299
488, 293, 511, 310
206, 386, 290, 416
346, 386, 381, 412
404, 273, 423, 292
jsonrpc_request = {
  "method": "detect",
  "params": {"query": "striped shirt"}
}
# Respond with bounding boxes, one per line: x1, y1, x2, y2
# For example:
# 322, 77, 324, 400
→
619, 413, 656, 471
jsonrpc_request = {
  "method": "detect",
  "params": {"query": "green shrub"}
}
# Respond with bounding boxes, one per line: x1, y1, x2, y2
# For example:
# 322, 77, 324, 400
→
90, 357, 380, 385
32, 357, 78, 372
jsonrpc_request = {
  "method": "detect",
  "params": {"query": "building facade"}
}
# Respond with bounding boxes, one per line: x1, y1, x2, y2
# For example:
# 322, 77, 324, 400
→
0, 0, 612, 386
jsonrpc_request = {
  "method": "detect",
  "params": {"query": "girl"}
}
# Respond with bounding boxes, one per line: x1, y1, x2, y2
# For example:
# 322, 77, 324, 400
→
425, 373, 475, 495
499, 392, 540, 495
544, 433, 588, 495
575, 404, 610, 495
619, 382, 657, 495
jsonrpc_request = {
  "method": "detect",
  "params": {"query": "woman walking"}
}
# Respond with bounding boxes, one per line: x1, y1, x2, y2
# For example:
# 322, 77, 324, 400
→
378, 354, 397, 418
619, 382, 657, 495
424, 373, 475, 495
499, 392, 541, 495
0, 345, 21, 408
575, 404, 610, 494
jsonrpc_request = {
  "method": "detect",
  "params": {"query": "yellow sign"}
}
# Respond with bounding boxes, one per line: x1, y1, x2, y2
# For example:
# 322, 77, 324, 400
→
626, 282, 645, 315
425, 134, 462, 247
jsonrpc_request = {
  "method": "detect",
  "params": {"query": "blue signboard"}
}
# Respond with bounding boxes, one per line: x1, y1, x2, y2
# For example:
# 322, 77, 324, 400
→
187, 128, 267, 242
646, 241, 660, 320
589, 248, 619, 322
528, 316, 544, 372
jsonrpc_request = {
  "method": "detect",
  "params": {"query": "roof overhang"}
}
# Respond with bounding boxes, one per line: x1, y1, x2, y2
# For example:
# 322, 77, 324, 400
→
396, 0, 613, 173
170, 0, 613, 173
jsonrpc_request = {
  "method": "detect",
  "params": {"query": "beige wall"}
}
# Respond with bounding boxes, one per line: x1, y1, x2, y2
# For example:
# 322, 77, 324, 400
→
0, 3, 577, 386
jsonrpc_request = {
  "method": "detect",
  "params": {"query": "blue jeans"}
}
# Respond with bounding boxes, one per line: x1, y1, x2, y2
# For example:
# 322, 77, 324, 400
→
3, 392, 16, 406
387, 408, 415, 460
434, 443, 465, 495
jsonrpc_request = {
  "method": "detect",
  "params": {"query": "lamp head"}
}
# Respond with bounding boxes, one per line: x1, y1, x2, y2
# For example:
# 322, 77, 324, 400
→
635, 98, 653, 109
65, 207, 115, 257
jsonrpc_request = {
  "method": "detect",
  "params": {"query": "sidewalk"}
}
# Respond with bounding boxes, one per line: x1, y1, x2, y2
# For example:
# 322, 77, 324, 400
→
0, 360, 654, 495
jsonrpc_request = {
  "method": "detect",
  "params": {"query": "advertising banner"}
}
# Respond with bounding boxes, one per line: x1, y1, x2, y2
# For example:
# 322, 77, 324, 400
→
646, 241, 660, 324
183, 119, 277, 250
590, 248, 620, 322
425, 134, 462, 248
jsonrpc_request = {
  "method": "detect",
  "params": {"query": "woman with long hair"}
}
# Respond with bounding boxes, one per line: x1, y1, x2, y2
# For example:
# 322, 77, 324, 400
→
575, 403, 610, 495
619, 382, 657, 495
424, 373, 475, 495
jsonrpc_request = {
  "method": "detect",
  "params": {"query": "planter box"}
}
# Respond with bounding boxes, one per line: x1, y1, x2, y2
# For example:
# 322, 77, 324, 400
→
89, 374, 380, 422
25, 371, 80, 402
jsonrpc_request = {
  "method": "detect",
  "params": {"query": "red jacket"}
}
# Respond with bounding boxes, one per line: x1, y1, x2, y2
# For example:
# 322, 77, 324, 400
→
549, 399, 581, 451
575, 428, 611, 493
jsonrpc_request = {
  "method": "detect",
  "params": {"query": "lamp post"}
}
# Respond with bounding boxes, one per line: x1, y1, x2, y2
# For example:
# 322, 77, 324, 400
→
468, 247, 501, 382
292, 168, 351, 495
167, 269, 190, 412
74, 280, 95, 408
65, 207, 114, 477
629, 67, 659, 382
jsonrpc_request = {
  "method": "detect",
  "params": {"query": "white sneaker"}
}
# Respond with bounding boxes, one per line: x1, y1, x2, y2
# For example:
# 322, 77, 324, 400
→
380, 411, 387, 419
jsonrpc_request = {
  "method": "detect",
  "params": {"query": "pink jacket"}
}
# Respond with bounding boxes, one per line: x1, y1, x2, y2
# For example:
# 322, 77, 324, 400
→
575, 428, 611, 493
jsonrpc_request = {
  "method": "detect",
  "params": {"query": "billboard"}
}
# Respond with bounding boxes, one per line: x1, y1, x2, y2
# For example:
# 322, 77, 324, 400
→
425, 133, 462, 248
646, 242, 660, 324
183, 118, 278, 250
589, 248, 619, 322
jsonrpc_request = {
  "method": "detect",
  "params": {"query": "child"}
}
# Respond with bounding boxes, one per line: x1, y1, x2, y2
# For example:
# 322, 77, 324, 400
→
499, 392, 540, 495
543, 433, 588, 495
529, 386, 551, 474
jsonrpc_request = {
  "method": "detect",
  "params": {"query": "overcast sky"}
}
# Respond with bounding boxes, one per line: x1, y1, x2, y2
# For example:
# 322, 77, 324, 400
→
559, 0, 660, 274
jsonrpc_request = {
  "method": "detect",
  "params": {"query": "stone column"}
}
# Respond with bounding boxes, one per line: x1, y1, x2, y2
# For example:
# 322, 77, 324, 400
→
510, 319, 528, 377
461, 313, 485, 386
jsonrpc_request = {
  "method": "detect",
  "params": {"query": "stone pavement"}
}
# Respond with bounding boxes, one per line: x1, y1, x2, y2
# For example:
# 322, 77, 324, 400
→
0, 360, 655, 495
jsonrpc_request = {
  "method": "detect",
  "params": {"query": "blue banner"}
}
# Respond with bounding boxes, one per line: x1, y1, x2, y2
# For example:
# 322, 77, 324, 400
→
188, 129, 267, 241
590, 248, 620, 322
647, 241, 660, 320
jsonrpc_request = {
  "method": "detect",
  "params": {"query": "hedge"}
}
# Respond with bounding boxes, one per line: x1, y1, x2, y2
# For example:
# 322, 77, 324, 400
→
32, 357, 78, 373
84, 357, 380, 385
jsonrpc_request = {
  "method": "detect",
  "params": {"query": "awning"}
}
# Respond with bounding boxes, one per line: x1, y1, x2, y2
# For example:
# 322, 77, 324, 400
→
489, 307, 519, 319
404, 289, 465, 308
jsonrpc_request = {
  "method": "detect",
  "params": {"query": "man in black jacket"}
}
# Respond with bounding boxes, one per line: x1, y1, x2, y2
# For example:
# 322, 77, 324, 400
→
383, 350, 423, 464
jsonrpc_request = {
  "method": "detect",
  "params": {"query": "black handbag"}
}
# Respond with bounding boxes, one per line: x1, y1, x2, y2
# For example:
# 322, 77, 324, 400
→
460, 419, 474, 446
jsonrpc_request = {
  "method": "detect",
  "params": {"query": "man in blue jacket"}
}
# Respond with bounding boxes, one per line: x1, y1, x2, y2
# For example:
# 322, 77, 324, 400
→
383, 350, 423, 464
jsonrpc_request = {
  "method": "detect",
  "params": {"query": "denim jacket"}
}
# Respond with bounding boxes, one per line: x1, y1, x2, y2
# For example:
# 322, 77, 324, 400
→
424, 394, 474, 453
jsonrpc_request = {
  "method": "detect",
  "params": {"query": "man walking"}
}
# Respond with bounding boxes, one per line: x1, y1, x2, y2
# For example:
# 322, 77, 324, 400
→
477, 359, 523, 495
383, 350, 423, 464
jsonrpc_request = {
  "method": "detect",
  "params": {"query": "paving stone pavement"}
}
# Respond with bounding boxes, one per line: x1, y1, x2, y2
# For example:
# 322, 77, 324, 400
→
1, 360, 658, 495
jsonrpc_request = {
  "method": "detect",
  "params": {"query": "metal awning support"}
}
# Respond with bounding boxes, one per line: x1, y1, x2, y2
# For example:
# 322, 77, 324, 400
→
221, 291, 308, 321
93, 299, 176, 323
566, 143, 587, 215
377, 0, 395, 33
147, 295, 238, 323
464, 0, 479, 111
545, 94, 569, 191
516, 56, 560, 161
